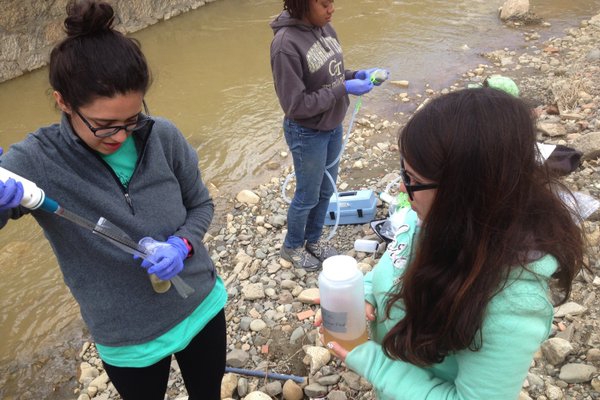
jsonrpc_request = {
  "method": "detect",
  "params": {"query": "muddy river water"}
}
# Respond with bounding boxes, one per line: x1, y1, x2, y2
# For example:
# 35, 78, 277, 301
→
1, 0, 600, 398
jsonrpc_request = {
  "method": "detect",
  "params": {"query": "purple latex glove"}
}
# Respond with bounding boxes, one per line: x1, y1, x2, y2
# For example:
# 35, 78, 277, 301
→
345, 78, 373, 96
355, 68, 378, 81
0, 178, 24, 211
137, 236, 189, 281
0, 147, 25, 211
356, 68, 388, 86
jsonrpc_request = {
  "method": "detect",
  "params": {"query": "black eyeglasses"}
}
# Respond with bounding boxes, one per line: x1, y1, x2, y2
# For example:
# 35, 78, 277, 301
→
76, 101, 151, 138
400, 158, 439, 200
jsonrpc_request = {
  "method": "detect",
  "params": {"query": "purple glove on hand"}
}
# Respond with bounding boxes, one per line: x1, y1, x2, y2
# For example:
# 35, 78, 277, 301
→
345, 78, 373, 96
0, 178, 24, 212
355, 68, 378, 81
355, 68, 388, 86
137, 236, 189, 281
0, 147, 25, 211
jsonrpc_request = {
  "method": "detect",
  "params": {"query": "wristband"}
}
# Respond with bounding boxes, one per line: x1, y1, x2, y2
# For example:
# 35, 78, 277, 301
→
180, 237, 194, 258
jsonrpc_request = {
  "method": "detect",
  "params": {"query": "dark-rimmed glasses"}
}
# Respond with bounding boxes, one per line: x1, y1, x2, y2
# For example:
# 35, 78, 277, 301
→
76, 101, 151, 138
400, 158, 439, 200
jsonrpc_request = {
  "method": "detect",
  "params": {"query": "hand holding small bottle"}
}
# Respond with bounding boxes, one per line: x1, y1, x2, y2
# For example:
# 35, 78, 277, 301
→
315, 299, 376, 362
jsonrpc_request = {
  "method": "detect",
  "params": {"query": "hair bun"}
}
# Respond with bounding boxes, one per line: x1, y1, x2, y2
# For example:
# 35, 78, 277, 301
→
64, 0, 115, 38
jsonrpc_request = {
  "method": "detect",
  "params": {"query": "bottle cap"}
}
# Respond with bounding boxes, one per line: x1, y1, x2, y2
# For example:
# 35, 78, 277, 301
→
395, 192, 410, 208
322, 255, 358, 281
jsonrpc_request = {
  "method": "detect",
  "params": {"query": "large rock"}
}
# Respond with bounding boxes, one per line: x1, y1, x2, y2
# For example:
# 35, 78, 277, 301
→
554, 302, 587, 317
226, 349, 250, 368
571, 131, 600, 160
282, 380, 303, 400
236, 189, 261, 205
541, 338, 573, 365
244, 391, 272, 400
220, 373, 238, 399
499, 0, 531, 21
558, 363, 597, 383
303, 345, 331, 375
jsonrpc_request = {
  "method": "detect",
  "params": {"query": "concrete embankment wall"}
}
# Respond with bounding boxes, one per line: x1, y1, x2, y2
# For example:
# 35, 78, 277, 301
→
0, 0, 218, 83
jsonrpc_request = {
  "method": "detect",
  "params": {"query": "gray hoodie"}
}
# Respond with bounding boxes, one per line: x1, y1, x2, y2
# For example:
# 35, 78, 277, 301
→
270, 11, 356, 131
0, 114, 217, 346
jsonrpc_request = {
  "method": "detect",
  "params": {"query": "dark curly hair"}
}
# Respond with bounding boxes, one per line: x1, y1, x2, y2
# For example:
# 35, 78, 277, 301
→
283, 0, 309, 19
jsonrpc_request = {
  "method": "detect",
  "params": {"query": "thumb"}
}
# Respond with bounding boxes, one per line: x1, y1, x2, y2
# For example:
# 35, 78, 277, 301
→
365, 302, 377, 321
326, 341, 349, 361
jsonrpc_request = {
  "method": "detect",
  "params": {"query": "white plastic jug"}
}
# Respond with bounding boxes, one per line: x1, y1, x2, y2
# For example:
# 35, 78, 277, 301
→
319, 255, 368, 351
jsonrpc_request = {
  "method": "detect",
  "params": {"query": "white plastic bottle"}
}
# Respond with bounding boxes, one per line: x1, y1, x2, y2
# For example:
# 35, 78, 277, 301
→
0, 166, 46, 209
318, 255, 368, 351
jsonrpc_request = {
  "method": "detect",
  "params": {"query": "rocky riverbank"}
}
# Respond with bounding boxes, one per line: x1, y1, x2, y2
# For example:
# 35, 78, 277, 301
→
73, 12, 600, 400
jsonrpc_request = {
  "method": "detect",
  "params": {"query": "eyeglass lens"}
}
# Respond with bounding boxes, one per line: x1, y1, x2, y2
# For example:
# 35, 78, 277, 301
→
93, 117, 149, 137
400, 159, 414, 200
78, 100, 151, 138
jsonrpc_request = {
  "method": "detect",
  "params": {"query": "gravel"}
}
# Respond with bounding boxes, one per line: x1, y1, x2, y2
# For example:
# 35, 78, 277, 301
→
75, 12, 600, 400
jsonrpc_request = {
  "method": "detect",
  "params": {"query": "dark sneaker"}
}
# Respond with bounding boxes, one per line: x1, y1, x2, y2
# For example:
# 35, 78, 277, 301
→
280, 245, 321, 271
306, 241, 338, 262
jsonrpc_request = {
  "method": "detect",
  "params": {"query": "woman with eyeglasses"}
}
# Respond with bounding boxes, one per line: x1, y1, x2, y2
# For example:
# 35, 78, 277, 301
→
324, 88, 584, 399
0, 1, 226, 399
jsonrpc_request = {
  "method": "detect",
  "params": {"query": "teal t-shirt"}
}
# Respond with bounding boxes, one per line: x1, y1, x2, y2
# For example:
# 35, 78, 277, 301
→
99, 135, 137, 187
97, 277, 227, 367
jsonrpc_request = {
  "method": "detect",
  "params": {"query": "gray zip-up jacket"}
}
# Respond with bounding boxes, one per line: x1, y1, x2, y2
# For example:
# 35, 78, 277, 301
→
0, 114, 217, 346
270, 11, 356, 131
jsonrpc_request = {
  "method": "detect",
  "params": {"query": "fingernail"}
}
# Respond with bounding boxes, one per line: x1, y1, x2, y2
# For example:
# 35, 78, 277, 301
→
326, 342, 334, 349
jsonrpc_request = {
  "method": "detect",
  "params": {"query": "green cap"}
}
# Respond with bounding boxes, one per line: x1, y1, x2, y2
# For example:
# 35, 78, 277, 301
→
485, 75, 520, 97
395, 192, 410, 209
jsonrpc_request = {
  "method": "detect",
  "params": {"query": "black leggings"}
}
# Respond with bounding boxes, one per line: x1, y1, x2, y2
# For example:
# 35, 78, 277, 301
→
102, 309, 226, 400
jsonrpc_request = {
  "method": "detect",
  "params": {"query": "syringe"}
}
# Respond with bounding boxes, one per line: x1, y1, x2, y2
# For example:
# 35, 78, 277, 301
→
0, 166, 53, 211
0, 166, 195, 298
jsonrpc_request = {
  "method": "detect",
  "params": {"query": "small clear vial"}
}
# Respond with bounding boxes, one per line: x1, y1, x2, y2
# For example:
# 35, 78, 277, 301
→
149, 274, 171, 293
370, 69, 389, 85
138, 237, 173, 294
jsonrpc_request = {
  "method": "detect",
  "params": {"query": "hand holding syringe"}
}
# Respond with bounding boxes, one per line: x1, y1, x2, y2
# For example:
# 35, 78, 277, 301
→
94, 218, 195, 298
0, 165, 195, 298
136, 237, 195, 298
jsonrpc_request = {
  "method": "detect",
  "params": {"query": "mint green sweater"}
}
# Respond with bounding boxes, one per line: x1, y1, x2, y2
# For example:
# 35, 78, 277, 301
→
345, 209, 555, 400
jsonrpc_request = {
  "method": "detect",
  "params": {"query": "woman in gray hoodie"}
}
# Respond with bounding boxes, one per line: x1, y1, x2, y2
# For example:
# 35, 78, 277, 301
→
270, 0, 383, 271
0, 1, 225, 399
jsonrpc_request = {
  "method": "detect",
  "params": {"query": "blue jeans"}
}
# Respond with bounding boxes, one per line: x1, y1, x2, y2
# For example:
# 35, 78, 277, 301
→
283, 118, 343, 248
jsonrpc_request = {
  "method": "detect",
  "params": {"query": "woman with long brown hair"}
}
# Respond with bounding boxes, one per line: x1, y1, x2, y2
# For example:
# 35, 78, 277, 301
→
326, 87, 584, 399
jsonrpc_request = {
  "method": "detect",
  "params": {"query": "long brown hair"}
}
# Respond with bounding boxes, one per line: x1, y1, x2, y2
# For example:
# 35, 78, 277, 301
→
383, 88, 584, 366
